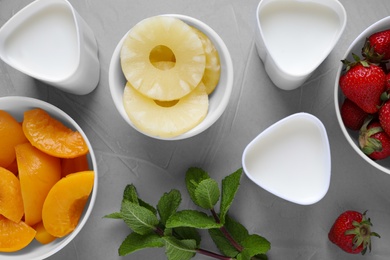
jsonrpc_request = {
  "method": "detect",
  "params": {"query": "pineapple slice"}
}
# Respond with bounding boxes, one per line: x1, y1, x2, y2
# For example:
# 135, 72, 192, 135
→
192, 27, 221, 95
123, 81, 209, 138
120, 16, 206, 101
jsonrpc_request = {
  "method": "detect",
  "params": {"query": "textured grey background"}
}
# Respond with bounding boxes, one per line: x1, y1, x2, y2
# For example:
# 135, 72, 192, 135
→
1, 0, 390, 259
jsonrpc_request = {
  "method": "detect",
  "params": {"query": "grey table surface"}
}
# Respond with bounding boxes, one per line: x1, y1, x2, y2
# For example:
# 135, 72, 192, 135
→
1, 0, 390, 259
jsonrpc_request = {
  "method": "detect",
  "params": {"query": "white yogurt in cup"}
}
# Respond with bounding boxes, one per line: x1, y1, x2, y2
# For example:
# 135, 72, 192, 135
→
255, 0, 346, 90
0, 0, 100, 95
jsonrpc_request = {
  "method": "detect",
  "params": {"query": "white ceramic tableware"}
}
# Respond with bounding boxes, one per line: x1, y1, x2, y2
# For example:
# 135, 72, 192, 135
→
255, 0, 347, 90
109, 14, 233, 140
0, 96, 98, 260
242, 113, 331, 205
335, 16, 390, 175
0, 0, 100, 95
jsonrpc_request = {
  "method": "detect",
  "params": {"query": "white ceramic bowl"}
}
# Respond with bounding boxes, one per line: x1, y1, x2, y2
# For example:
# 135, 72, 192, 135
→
255, 0, 346, 90
334, 16, 390, 175
0, 96, 98, 260
109, 14, 233, 140
242, 113, 331, 205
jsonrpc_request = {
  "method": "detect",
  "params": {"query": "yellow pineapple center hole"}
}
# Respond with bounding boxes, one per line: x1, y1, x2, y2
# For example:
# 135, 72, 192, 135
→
154, 100, 179, 107
150, 45, 176, 70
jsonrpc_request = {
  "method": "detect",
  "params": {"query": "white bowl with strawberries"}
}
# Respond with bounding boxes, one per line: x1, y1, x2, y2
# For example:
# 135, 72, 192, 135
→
335, 16, 390, 174
109, 14, 233, 140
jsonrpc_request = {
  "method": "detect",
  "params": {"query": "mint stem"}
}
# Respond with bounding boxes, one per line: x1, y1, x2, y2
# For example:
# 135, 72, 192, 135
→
159, 225, 231, 260
155, 226, 165, 237
196, 248, 233, 260
211, 209, 244, 252
211, 208, 220, 223
220, 226, 244, 252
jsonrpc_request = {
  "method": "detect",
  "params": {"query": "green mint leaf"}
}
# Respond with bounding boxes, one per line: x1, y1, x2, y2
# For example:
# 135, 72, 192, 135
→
220, 168, 242, 224
103, 212, 122, 219
194, 178, 220, 209
123, 184, 139, 204
253, 254, 268, 260
121, 184, 157, 215
121, 200, 159, 235
166, 210, 222, 229
139, 198, 157, 216
118, 232, 164, 256
163, 236, 196, 260
173, 227, 201, 246
236, 252, 250, 260
208, 228, 239, 257
240, 234, 271, 257
157, 189, 182, 225
164, 228, 173, 236
224, 214, 249, 242
208, 215, 249, 257
185, 167, 210, 204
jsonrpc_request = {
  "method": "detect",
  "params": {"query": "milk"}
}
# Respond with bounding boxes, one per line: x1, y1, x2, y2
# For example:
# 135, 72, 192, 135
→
243, 114, 330, 204
259, 0, 341, 75
3, 5, 78, 80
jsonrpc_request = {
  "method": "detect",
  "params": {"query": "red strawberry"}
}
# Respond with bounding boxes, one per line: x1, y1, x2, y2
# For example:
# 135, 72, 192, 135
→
340, 98, 368, 130
359, 120, 390, 160
340, 61, 386, 114
328, 210, 380, 255
367, 29, 390, 60
379, 100, 390, 136
386, 73, 390, 91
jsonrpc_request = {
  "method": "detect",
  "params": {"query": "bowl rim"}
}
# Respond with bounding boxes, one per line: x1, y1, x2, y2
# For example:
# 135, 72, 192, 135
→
108, 14, 234, 141
334, 16, 390, 175
0, 95, 98, 260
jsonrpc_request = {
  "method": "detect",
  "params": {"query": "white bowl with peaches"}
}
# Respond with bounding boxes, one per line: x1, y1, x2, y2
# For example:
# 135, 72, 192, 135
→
109, 14, 233, 140
0, 96, 97, 259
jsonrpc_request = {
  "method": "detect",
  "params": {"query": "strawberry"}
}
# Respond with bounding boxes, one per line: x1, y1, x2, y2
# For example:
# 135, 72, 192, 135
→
328, 210, 380, 255
379, 100, 390, 136
340, 98, 368, 130
359, 119, 390, 160
367, 29, 390, 60
339, 59, 386, 114
386, 73, 390, 91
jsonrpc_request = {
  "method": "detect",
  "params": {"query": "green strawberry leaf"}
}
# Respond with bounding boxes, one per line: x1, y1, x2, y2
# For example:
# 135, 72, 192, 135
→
220, 169, 242, 224
103, 212, 122, 219
173, 227, 201, 246
240, 234, 271, 257
118, 232, 164, 256
121, 200, 159, 235
166, 210, 222, 229
194, 178, 220, 209
157, 189, 182, 225
185, 167, 210, 205
163, 236, 196, 260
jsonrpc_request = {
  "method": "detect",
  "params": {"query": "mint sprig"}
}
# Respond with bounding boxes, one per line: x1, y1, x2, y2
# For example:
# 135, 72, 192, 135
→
104, 167, 271, 259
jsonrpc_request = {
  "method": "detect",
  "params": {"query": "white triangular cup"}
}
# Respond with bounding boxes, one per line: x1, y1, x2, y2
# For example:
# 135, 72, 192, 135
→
0, 0, 100, 95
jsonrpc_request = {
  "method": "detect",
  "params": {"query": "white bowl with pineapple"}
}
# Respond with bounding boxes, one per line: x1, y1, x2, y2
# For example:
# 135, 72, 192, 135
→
109, 14, 233, 140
